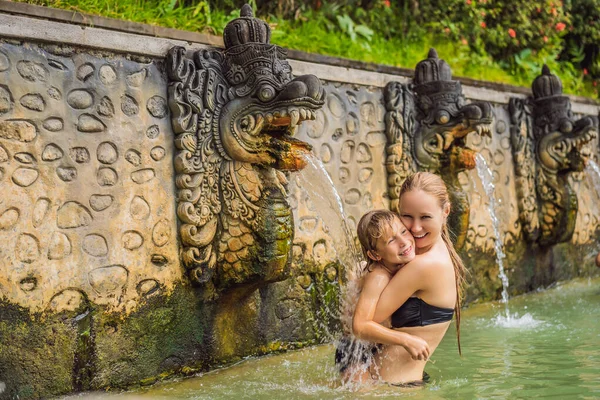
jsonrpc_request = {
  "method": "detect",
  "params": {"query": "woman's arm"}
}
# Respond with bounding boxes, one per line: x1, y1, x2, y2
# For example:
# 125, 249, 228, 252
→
372, 259, 427, 324
353, 269, 430, 360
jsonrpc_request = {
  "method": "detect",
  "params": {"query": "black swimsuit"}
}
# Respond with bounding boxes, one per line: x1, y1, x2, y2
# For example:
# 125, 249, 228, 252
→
391, 297, 454, 328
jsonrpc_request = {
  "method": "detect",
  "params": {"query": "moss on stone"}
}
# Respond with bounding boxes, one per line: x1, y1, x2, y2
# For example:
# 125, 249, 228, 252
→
0, 300, 76, 399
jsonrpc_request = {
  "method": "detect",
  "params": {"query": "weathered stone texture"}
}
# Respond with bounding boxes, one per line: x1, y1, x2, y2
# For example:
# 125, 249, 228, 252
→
0, 42, 181, 313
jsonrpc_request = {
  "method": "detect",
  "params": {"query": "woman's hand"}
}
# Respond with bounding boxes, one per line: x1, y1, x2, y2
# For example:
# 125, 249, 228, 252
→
402, 334, 430, 361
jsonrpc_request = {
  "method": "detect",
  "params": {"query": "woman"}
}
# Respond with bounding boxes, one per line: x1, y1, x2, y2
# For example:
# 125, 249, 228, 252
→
337, 209, 429, 383
353, 172, 466, 385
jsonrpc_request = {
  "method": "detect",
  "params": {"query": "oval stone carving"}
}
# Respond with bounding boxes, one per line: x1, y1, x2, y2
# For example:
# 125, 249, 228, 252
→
89, 265, 128, 295
77, 114, 105, 133
121, 95, 139, 116
12, 167, 39, 187
0, 208, 19, 230
17, 61, 47, 82
131, 169, 155, 184
82, 234, 108, 257
48, 232, 72, 260
123, 231, 143, 250
126, 69, 147, 87
48, 290, 86, 313
42, 144, 63, 161
146, 125, 159, 139
69, 147, 90, 163
150, 146, 165, 161
146, 96, 167, 118
340, 141, 355, 164
327, 93, 346, 118
152, 220, 170, 247
320, 143, 333, 164
89, 194, 113, 212
346, 112, 359, 136
48, 59, 67, 70
0, 144, 7, 163
137, 279, 161, 297
0, 120, 37, 142
19, 276, 37, 292
42, 117, 64, 132
57, 167, 77, 182
0, 85, 13, 115
16, 233, 39, 263
358, 168, 373, 183
67, 90, 94, 109
97, 96, 115, 117
47, 87, 62, 100
97, 167, 118, 186
125, 149, 141, 166
0, 51, 10, 72
76, 63, 95, 81
130, 196, 150, 220
356, 143, 372, 163
20, 94, 45, 112
345, 189, 361, 205
57, 201, 92, 229
32, 198, 51, 227
99, 64, 117, 84
14, 152, 35, 164
97, 142, 118, 164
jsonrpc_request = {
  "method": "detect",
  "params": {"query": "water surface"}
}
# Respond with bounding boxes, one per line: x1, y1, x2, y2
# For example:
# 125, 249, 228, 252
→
67, 277, 600, 399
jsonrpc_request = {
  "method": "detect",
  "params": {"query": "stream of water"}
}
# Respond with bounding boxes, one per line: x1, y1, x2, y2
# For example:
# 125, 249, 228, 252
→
474, 154, 510, 317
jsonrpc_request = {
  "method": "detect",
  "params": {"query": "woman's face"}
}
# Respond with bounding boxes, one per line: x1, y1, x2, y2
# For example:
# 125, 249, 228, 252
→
373, 217, 415, 268
399, 189, 449, 253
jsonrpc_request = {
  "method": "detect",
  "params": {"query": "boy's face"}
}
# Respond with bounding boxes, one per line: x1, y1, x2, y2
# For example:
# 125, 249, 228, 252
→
372, 217, 415, 267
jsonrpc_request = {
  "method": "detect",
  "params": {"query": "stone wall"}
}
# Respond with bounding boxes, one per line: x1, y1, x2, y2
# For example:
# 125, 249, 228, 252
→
0, 5, 599, 399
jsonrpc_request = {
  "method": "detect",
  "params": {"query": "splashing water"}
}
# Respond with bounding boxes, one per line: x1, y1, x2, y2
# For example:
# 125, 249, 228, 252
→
474, 154, 510, 317
294, 154, 373, 388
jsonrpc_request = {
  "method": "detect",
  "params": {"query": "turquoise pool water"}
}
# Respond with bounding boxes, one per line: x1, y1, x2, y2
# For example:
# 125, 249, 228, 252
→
67, 277, 600, 399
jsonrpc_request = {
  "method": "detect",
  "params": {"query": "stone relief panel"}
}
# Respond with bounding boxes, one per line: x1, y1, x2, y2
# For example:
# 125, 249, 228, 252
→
0, 41, 181, 313
460, 104, 521, 257
570, 116, 600, 245
291, 81, 389, 271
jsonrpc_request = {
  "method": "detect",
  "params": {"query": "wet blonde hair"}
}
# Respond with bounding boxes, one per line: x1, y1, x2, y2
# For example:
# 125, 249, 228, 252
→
356, 209, 399, 275
400, 172, 467, 356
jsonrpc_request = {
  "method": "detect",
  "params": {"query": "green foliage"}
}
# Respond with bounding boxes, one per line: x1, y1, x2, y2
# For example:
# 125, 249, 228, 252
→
19, 0, 598, 98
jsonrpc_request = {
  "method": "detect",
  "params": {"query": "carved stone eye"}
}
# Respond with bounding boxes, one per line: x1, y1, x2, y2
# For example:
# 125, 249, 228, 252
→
258, 85, 275, 102
436, 111, 450, 124
240, 115, 256, 132
560, 119, 573, 133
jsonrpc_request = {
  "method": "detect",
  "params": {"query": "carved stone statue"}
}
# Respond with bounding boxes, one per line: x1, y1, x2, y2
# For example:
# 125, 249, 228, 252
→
166, 4, 325, 290
385, 48, 493, 249
511, 65, 597, 247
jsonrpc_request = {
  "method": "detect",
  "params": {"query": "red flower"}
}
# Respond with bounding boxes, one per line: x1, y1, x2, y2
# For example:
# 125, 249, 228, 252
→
555, 22, 566, 31
508, 28, 516, 38
462, 38, 468, 45
543, 36, 548, 42
584, 68, 589, 75
383, 0, 391, 7
480, 21, 486, 28
466, 0, 472, 4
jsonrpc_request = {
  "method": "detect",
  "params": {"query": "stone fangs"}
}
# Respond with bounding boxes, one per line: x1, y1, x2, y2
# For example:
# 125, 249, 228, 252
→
264, 106, 317, 126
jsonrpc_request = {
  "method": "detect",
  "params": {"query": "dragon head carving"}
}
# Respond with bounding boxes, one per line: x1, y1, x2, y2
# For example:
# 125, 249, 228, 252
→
533, 66, 597, 175
412, 49, 493, 174
167, 4, 325, 290
530, 65, 597, 245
